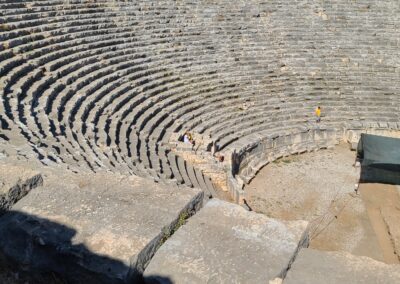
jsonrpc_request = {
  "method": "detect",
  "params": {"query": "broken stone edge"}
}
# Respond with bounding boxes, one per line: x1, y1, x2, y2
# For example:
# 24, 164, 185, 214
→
0, 173, 43, 216
279, 228, 310, 280
127, 190, 204, 282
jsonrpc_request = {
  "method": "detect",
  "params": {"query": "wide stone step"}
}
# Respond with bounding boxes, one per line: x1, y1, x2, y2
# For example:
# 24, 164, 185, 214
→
144, 199, 308, 284
284, 248, 400, 284
0, 171, 203, 283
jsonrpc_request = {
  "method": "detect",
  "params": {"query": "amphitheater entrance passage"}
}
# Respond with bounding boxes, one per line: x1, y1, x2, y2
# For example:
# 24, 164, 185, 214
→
244, 142, 400, 264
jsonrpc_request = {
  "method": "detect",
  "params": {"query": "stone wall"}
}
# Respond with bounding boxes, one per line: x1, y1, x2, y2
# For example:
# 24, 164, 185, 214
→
226, 125, 400, 204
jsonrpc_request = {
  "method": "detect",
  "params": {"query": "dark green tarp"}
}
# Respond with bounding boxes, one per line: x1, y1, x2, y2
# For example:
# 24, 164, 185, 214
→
357, 133, 400, 185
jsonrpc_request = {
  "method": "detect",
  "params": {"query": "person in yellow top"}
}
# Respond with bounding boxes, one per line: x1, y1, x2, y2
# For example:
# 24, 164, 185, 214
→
315, 106, 321, 123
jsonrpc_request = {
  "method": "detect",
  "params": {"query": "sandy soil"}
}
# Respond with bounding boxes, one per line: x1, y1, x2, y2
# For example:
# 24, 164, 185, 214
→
244, 143, 398, 262
360, 183, 400, 264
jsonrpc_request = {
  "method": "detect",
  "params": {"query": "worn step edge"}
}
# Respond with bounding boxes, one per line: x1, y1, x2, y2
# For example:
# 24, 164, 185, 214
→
279, 226, 310, 280
0, 173, 43, 216
127, 190, 204, 282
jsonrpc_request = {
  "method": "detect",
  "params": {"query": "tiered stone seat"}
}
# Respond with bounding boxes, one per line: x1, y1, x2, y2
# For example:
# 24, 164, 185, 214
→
1, 1, 400, 282
0, 164, 203, 283
1, 0, 399, 196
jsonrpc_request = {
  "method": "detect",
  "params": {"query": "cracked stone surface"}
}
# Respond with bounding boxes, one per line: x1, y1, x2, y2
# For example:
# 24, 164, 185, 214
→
144, 199, 308, 284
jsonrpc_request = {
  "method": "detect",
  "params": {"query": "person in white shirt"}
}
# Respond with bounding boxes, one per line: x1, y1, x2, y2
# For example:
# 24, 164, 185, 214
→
183, 134, 191, 143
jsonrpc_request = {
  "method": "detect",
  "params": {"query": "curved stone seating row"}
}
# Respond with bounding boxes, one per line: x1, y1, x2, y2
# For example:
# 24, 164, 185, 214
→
98, 70, 228, 155
1, 0, 399, 200
6, 39, 219, 153
223, 122, 400, 201
15, 54, 169, 170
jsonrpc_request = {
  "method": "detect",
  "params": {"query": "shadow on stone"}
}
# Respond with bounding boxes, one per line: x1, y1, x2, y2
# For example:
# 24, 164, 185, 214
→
143, 276, 174, 284
0, 210, 173, 284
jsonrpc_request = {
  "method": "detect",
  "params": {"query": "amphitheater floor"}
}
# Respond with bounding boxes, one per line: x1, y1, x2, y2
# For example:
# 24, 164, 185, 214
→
245, 143, 400, 264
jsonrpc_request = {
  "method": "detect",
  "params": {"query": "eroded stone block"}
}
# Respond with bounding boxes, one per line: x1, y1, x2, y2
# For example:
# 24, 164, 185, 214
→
144, 199, 308, 284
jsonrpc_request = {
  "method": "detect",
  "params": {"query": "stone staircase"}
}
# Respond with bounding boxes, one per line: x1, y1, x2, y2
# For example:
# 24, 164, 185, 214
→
0, 0, 400, 282
1, 0, 399, 197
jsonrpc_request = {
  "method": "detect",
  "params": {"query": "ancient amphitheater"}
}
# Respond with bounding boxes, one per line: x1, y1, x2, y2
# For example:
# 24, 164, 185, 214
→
1, 0, 400, 283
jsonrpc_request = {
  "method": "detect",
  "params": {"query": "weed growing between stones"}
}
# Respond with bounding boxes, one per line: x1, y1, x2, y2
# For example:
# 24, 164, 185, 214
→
159, 211, 189, 247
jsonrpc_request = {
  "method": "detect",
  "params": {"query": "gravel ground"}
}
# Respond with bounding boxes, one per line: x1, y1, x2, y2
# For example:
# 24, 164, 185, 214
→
245, 143, 385, 261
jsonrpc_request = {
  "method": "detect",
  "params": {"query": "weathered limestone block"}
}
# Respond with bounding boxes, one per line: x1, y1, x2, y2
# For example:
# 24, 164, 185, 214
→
0, 164, 43, 214
227, 172, 244, 204
285, 248, 400, 284
144, 199, 308, 284
0, 173, 203, 283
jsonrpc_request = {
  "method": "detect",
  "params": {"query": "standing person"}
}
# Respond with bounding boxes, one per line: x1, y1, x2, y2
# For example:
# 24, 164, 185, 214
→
183, 131, 195, 145
315, 106, 321, 123
183, 131, 191, 143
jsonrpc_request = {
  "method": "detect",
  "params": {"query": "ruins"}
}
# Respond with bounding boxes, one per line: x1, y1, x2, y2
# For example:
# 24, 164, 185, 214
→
0, 1, 399, 283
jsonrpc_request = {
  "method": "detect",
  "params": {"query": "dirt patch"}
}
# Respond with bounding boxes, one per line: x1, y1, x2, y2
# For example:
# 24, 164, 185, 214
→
360, 183, 400, 264
245, 143, 392, 262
